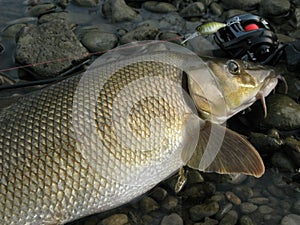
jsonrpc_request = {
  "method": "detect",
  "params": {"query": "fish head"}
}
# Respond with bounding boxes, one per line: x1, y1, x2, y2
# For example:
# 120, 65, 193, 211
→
188, 57, 278, 123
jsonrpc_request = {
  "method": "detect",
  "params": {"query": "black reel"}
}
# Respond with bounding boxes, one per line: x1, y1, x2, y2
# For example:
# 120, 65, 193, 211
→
214, 14, 281, 64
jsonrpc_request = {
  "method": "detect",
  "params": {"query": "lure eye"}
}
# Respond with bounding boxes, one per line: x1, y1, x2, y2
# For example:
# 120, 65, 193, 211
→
227, 60, 241, 75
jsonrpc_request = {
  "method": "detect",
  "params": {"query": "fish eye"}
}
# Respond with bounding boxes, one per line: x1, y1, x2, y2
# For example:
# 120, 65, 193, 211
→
227, 60, 241, 75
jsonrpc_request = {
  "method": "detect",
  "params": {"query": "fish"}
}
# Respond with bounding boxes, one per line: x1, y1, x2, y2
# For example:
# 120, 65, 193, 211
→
0, 41, 278, 225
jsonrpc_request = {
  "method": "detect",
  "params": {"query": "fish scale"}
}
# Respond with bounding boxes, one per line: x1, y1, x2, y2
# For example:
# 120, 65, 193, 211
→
0, 58, 192, 224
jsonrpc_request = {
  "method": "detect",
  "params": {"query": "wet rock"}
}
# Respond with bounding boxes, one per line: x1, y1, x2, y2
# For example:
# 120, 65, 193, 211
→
53, 0, 69, 9
219, 210, 238, 225
222, 9, 247, 20
281, 214, 300, 225
240, 202, 258, 214
225, 191, 241, 205
38, 11, 69, 24
179, 2, 206, 19
194, 217, 218, 225
186, 169, 204, 185
248, 197, 269, 205
160, 213, 183, 225
271, 152, 297, 172
291, 199, 300, 214
119, 24, 159, 44
283, 136, 300, 167
215, 203, 233, 220
15, 20, 89, 78
233, 186, 253, 201
139, 196, 159, 213
100, 214, 128, 225
227, 174, 248, 185
150, 187, 168, 202
267, 184, 286, 199
81, 31, 118, 53
157, 13, 186, 32
156, 31, 182, 44
249, 132, 283, 154
2, 23, 28, 38
143, 1, 177, 13
0, 43, 4, 55
260, 0, 291, 17
258, 205, 273, 214
239, 215, 256, 225
102, 0, 138, 23
189, 201, 219, 221
72, 0, 99, 7
161, 196, 178, 211
249, 94, 300, 131
221, 0, 260, 10
27, 3, 56, 17
210, 2, 223, 16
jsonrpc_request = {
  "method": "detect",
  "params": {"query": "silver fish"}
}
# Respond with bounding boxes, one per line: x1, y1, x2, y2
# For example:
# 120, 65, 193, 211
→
0, 41, 277, 224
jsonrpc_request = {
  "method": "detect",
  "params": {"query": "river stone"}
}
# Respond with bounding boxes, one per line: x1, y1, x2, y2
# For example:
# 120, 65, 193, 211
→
27, 3, 56, 17
15, 20, 89, 78
283, 136, 300, 167
250, 94, 300, 131
139, 196, 159, 213
38, 11, 69, 24
219, 210, 238, 225
210, 2, 223, 16
102, 0, 138, 23
100, 214, 128, 225
161, 196, 178, 211
233, 186, 253, 201
150, 187, 168, 202
215, 203, 233, 220
271, 152, 296, 172
225, 191, 241, 205
281, 214, 300, 225
260, 0, 290, 17
240, 202, 258, 214
2, 23, 27, 38
189, 201, 219, 221
81, 31, 118, 53
160, 213, 183, 225
291, 200, 300, 214
72, 0, 99, 7
53, 0, 69, 9
194, 217, 218, 225
221, 0, 260, 10
143, 1, 177, 13
258, 205, 273, 214
239, 215, 256, 225
248, 197, 269, 205
119, 24, 159, 44
179, 2, 206, 19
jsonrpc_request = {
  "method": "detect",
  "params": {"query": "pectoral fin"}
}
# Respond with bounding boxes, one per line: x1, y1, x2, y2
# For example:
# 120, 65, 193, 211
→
187, 122, 265, 178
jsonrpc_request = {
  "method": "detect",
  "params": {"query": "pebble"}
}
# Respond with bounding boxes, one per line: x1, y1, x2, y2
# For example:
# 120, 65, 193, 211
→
38, 11, 69, 24
100, 214, 128, 225
194, 217, 219, 225
260, 0, 291, 16
179, 2, 206, 19
119, 24, 159, 44
143, 1, 177, 13
291, 199, 300, 214
248, 197, 269, 205
160, 213, 183, 225
150, 187, 168, 202
139, 196, 159, 214
81, 31, 118, 53
27, 3, 56, 17
225, 191, 241, 205
161, 196, 178, 211
271, 152, 296, 172
221, 0, 260, 10
209, 2, 223, 16
267, 184, 286, 199
215, 203, 233, 220
283, 136, 300, 167
189, 201, 219, 221
102, 0, 138, 23
219, 210, 238, 225
281, 214, 300, 225
233, 186, 253, 201
15, 20, 89, 78
258, 205, 273, 214
240, 202, 258, 214
72, 0, 99, 7
239, 215, 256, 225
53, 0, 69, 9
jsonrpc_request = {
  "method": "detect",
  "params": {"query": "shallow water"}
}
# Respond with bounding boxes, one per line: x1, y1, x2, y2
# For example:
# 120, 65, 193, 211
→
0, 1, 299, 225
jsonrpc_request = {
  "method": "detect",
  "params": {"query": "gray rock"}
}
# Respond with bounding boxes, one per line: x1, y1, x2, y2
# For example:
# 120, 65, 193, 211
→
258, 205, 273, 214
249, 132, 283, 154
267, 184, 286, 199
100, 214, 128, 225
161, 196, 178, 211
260, 0, 290, 16
143, 1, 177, 13
53, 0, 69, 9
150, 187, 168, 202
221, 9, 247, 20
283, 136, 300, 167
219, 210, 238, 225
72, 0, 99, 7
239, 215, 256, 225
233, 186, 253, 201
15, 20, 89, 78
81, 31, 118, 53
248, 197, 269, 205
160, 213, 183, 225
215, 203, 233, 220
221, 0, 260, 10
157, 13, 186, 32
240, 202, 258, 214
186, 169, 204, 184
27, 3, 56, 17
38, 11, 69, 24
189, 201, 219, 221
291, 199, 300, 214
102, 0, 138, 23
156, 31, 182, 45
225, 191, 241, 205
119, 24, 159, 44
271, 152, 296, 172
2, 23, 27, 38
179, 2, 206, 19
194, 217, 218, 225
210, 2, 223, 16
139, 196, 159, 213
281, 214, 300, 225
250, 94, 300, 131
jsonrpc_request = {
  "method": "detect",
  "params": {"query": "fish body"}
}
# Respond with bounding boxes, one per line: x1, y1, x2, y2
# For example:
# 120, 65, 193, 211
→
196, 22, 226, 35
0, 41, 277, 224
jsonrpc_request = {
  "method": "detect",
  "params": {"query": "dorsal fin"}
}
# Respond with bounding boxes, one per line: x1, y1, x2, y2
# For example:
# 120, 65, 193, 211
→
187, 122, 265, 178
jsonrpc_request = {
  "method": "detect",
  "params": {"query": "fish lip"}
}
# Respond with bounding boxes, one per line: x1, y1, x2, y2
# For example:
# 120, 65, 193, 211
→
258, 73, 279, 97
